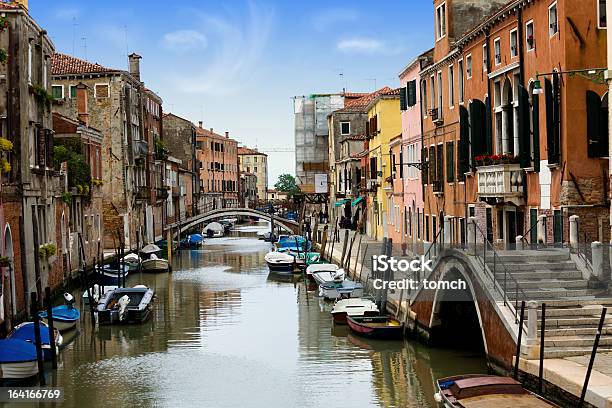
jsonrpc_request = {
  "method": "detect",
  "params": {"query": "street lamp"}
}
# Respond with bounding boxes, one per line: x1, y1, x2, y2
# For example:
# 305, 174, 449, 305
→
532, 79, 544, 95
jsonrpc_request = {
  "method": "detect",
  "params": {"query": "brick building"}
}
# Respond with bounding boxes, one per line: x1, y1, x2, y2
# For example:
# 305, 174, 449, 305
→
419, 0, 609, 247
196, 123, 239, 209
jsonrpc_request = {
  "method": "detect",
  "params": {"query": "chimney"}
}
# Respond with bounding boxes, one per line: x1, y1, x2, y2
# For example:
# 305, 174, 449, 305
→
198, 121, 203, 128
210, 128, 213, 133
128, 53, 142, 81
76, 83, 89, 127
225, 131, 229, 138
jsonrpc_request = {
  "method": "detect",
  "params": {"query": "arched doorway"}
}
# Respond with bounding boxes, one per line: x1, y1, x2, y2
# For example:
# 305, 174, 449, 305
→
429, 267, 486, 353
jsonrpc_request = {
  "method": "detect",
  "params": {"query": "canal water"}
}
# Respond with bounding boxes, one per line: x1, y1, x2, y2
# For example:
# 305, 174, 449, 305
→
37, 227, 487, 408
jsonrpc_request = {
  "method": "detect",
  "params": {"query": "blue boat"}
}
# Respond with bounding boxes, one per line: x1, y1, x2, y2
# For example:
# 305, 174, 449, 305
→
8, 322, 63, 361
179, 233, 204, 249
99, 264, 130, 286
0, 339, 38, 380
39, 303, 80, 332
276, 235, 310, 251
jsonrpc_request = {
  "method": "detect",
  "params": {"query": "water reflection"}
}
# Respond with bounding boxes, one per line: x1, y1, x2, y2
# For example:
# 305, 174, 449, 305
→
36, 232, 486, 408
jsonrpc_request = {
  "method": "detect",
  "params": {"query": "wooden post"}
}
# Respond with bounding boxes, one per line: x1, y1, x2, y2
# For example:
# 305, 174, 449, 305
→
166, 229, 172, 263
44, 287, 57, 369
82, 267, 95, 327
312, 214, 319, 245
340, 229, 349, 268
344, 231, 358, 271
319, 226, 328, 259
349, 234, 363, 277
329, 219, 338, 262
30, 292, 45, 385
358, 243, 369, 283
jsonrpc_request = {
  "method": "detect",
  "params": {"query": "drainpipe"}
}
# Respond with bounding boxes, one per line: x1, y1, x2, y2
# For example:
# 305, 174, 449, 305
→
607, 0, 612, 244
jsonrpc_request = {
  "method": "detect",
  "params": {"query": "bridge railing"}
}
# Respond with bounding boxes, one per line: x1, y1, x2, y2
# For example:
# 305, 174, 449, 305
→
473, 222, 527, 320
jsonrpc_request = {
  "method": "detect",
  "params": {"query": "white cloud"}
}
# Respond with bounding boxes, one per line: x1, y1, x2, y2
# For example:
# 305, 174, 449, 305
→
337, 38, 384, 53
170, 1, 274, 96
162, 30, 208, 52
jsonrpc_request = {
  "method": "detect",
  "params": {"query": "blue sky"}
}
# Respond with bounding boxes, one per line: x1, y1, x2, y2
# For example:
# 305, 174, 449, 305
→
31, 0, 433, 185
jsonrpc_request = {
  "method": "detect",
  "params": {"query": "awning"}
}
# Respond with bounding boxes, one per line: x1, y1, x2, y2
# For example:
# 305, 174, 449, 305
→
351, 196, 365, 207
334, 199, 350, 207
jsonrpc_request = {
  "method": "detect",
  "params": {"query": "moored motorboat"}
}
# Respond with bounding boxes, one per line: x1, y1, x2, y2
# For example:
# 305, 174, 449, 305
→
331, 297, 379, 325
306, 263, 341, 283
0, 339, 38, 381
122, 253, 141, 271
96, 286, 154, 325
83, 284, 118, 305
312, 269, 345, 286
38, 293, 80, 332
264, 250, 295, 272
346, 315, 403, 340
8, 322, 63, 361
99, 263, 129, 286
203, 222, 225, 238
179, 233, 204, 249
318, 279, 364, 300
141, 253, 169, 273
434, 374, 558, 407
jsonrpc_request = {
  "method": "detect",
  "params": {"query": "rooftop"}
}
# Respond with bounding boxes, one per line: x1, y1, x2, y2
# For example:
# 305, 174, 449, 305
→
238, 146, 267, 156
334, 87, 398, 113
51, 53, 118, 76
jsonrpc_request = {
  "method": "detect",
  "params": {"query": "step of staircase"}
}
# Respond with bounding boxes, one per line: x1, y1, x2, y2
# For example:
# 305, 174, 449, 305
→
513, 280, 588, 290
543, 346, 612, 358
512, 270, 584, 280
537, 305, 607, 317
544, 335, 612, 348
544, 326, 612, 337
537, 315, 612, 328
499, 261, 579, 271
489, 250, 570, 263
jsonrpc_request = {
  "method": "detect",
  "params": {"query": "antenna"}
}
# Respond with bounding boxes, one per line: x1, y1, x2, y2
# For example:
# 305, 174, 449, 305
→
81, 37, 87, 60
124, 25, 129, 60
72, 17, 78, 56
365, 78, 377, 91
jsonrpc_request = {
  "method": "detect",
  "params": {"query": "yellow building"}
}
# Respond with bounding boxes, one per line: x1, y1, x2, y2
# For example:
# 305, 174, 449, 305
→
365, 89, 401, 240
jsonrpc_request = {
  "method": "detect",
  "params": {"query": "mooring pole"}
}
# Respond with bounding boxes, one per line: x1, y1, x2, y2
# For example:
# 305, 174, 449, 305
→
44, 287, 57, 369
82, 267, 95, 327
578, 307, 607, 408
30, 292, 46, 385
358, 243, 369, 283
538, 303, 546, 395
513, 300, 526, 380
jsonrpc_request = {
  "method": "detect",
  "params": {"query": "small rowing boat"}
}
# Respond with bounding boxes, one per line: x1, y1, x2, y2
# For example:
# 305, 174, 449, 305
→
331, 297, 379, 325
264, 250, 295, 272
434, 374, 558, 407
346, 315, 403, 340
318, 279, 364, 300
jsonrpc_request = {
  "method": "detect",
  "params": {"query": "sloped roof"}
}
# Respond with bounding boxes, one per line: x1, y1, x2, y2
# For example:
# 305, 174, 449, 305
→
335, 87, 396, 113
51, 53, 117, 76
238, 146, 267, 156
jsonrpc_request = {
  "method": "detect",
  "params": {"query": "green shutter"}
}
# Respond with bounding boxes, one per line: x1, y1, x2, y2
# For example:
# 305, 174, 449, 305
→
459, 106, 470, 178
422, 147, 428, 185
446, 142, 455, 182
470, 99, 486, 166
400, 87, 408, 111
587, 90, 602, 158
518, 85, 531, 168
484, 96, 493, 155
408, 80, 417, 106
532, 92, 541, 172
545, 78, 556, 164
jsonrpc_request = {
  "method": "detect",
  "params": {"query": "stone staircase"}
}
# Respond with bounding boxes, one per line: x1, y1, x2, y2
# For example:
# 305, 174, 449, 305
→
491, 249, 612, 358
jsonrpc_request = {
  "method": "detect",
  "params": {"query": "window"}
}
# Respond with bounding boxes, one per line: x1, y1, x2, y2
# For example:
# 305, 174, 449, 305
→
549, 2, 558, 36
70, 85, 77, 98
437, 71, 443, 111
95, 84, 109, 98
446, 142, 455, 182
483, 44, 488, 72
458, 59, 464, 103
51, 85, 64, 99
407, 80, 417, 107
526, 21, 535, 51
436, 2, 447, 40
510, 28, 518, 57
466, 55, 472, 79
27, 42, 32, 84
448, 65, 454, 107
340, 122, 350, 135
422, 80, 428, 116
494, 38, 501, 65
430, 75, 435, 110
599, 0, 607, 28
42, 60, 47, 88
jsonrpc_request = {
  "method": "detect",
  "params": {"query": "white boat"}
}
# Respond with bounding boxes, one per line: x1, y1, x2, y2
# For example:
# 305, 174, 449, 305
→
122, 253, 141, 270
312, 269, 345, 286
305, 263, 339, 276
203, 222, 225, 238
141, 253, 169, 273
8, 322, 63, 361
0, 339, 39, 380
264, 250, 295, 272
83, 284, 118, 305
331, 298, 379, 324
319, 279, 364, 300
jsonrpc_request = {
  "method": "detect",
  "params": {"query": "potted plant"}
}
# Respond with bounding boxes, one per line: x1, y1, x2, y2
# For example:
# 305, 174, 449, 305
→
46, 243, 57, 257
38, 245, 47, 259
0, 256, 10, 267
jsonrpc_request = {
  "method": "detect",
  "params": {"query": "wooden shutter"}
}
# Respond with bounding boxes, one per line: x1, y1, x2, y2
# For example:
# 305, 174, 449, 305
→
484, 96, 493, 155
470, 99, 486, 166
408, 80, 417, 107
446, 142, 455, 182
586, 90, 609, 158
422, 148, 428, 185
532, 91, 541, 172
437, 144, 444, 190
518, 85, 531, 168
459, 106, 470, 178
400, 87, 407, 111
399, 149, 404, 179
546, 75, 561, 164
545, 78, 556, 163
45, 129, 54, 168
37, 127, 46, 167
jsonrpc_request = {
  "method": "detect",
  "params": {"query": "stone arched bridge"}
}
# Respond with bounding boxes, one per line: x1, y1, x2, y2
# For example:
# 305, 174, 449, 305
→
164, 208, 300, 237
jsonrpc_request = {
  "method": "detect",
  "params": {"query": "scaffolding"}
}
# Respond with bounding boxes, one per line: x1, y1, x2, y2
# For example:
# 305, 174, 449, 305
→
294, 94, 344, 192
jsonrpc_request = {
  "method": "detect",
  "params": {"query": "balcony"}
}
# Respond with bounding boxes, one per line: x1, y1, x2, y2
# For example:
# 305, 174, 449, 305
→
135, 186, 151, 201
431, 180, 443, 195
134, 139, 149, 159
477, 163, 524, 206
429, 108, 443, 126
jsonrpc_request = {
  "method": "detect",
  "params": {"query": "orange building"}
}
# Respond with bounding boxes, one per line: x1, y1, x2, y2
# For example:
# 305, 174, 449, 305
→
195, 123, 239, 209
421, 0, 609, 247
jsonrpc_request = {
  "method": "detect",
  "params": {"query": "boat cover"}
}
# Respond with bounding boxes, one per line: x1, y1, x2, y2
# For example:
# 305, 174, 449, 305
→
0, 339, 37, 363
39, 305, 80, 322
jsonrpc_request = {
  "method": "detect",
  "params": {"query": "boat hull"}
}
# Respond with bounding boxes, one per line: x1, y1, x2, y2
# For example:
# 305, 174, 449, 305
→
141, 259, 169, 273
265, 261, 295, 273
0, 361, 38, 379
97, 308, 152, 325
40, 317, 77, 332
98, 268, 129, 286
332, 310, 379, 325
347, 316, 403, 340
96, 287, 154, 325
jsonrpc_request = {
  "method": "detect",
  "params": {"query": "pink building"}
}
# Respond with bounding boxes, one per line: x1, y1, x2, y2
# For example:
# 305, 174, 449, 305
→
399, 50, 432, 251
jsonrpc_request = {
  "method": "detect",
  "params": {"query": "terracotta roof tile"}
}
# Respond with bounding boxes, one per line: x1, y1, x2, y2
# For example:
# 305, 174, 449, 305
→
238, 146, 267, 156
335, 87, 395, 113
51, 53, 116, 76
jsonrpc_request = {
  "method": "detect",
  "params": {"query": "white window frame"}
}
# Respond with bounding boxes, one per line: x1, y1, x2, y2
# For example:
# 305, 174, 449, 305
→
526, 20, 535, 51
494, 37, 502, 65
598, 0, 607, 29
448, 65, 455, 108
27, 42, 32, 84
430, 74, 436, 110
340, 121, 351, 136
482, 44, 488, 72
510, 28, 518, 58
51, 84, 64, 99
458, 59, 464, 104
94, 83, 110, 99
437, 70, 443, 111
69, 85, 78, 99
465, 54, 472, 79
549, 2, 558, 37
436, 2, 447, 41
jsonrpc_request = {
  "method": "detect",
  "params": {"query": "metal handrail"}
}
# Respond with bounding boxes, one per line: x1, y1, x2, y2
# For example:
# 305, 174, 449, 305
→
473, 222, 527, 319
520, 221, 539, 247
576, 228, 594, 271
